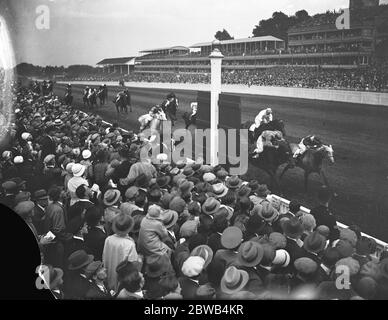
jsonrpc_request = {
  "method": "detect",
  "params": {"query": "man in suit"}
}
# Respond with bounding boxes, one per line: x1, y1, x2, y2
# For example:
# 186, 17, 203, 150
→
44, 186, 70, 268
84, 206, 107, 261
282, 217, 305, 271
179, 256, 206, 299
85, 261, 112, 299
32, 189, 49, 235
64, 250, 94, 299
310, 185, 340, 243
40, 126, 57, 162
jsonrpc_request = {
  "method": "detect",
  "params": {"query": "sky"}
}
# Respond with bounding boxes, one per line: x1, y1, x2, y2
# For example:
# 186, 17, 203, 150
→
1, 0, 384, 66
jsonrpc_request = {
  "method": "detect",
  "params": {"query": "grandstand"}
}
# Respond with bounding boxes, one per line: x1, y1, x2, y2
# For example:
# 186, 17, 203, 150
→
96, 56, 137, 74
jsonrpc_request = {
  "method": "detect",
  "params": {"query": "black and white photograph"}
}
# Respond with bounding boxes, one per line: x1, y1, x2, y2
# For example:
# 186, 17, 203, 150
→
0, 0, 388, 302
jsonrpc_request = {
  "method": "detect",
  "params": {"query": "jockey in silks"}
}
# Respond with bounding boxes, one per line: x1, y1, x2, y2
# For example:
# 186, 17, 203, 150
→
66, 83, 72, 95
252, 130, 284, 159
249, 107, 273, 139
293, 135, 323, 159
161, 92, 178, 126
184, 102, 198, 129
83, 86, 90, 98
138, 105, 166, 131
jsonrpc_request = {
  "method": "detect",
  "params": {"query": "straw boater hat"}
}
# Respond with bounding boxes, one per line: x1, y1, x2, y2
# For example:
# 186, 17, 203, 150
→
103, 189, 121, 206
161, 209, 179, 229
71, 163, 86, 177
212, 183, 229, 198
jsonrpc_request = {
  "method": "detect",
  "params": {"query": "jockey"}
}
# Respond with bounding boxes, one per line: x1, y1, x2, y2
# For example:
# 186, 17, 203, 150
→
161, 92, 178, 125
83, 86, 90, 97
293, 135, 323, 158
66, 84, 72, 95
249, 107, 273, 133
252, 130, 283, 159
190, 102, 198, 120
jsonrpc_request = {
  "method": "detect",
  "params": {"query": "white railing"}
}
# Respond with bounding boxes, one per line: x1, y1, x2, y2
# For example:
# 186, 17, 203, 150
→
268, 194, 388, 259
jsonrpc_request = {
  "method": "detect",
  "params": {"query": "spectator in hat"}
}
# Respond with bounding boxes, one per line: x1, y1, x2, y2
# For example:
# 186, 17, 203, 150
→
138, 205, 173, 257
103, 189, 122, 235
42, 154, 62, 190
40, 125, 57, 163
291, 257, 319, 289
161, 209, 179, 246
116, 261, 145, 299
310, 185, 339, 242
121, 158, 157, 186
103, 213, 138, 292
88, 149, 110, 193
143, 254, 173, 299
207, 213, 229, 253
85, 261, 112, 299
159, 272, 183, 300
219, 266, 250, 299
301, 231, 327, 264
179, 256, 206, 299
68, 164, 89, 206
32, 189, 49, 235
0, 180, 17, 208
67, 184, 95, 228
249, 184, 271, 206
213, 226, 243, 269
282, 217, 305, 267
300, 213, 317, 240
47, 265, 65, 300
64, 250, 94, 299
84, 206, 106, 261
234, 241, 265, 294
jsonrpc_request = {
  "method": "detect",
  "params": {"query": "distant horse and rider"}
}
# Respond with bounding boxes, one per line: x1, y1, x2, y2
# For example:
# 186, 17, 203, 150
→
83, 86, 98, 110
242, 107, 335, 192
113, 89, 132, 114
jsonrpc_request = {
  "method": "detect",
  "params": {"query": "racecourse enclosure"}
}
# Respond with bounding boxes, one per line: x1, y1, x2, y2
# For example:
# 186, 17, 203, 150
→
54, 83, 388, 242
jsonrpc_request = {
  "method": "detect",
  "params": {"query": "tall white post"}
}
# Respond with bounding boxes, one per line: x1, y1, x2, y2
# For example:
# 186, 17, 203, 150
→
209, 46, 224, 166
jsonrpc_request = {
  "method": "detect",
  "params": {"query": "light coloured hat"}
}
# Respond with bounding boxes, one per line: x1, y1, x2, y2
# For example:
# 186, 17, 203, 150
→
2, 151, 11, 159
181, 256, 205, 278
272, 249, 291, 267
72, 163, 86, 177
203, 172, 216, 183
44, 154, 55, 164
21, 132, 31, 140
14, 156, 24, 164
65, 162, 74, 174
82, 149, 92, 160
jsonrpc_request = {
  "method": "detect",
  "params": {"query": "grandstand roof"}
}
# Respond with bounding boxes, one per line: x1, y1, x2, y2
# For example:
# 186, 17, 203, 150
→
96, 57, 136, 65
191, 36, 284, 48
139, 46, 189, 53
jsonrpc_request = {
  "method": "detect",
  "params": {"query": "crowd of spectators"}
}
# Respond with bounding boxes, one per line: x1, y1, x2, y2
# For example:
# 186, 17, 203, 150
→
1, 80, 388, 300
64, 64, 388, 92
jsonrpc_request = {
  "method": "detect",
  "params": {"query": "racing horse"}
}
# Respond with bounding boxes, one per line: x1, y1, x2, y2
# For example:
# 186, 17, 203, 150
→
242, 119, 286, 144
279, 144, 335, 192
88, 89, 98, 110
97, 88, 105, 106
242, 119, 290, 192
249, 139, 292, 193
64, 92, 73, 106
114, 91, 131, 114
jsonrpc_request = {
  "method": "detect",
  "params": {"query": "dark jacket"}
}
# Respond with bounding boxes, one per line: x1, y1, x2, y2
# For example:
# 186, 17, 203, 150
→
310, 205, 339, 242
64, 273, 92, 299
84, 226, 107, 261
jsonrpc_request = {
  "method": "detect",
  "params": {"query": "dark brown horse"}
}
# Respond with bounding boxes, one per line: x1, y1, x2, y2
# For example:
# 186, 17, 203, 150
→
249, 139, 292, 193
279, 143, 335, 191
242, 119, 286, 144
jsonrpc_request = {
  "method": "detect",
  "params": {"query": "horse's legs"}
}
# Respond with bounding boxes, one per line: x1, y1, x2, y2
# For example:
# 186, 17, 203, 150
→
279, 163, 291, 181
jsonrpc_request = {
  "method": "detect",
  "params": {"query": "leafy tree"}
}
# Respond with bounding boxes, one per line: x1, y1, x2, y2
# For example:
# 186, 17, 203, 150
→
215, 29, 234, 41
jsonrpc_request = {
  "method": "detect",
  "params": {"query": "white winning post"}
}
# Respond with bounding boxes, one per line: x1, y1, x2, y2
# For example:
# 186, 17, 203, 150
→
209, 42, 224, 166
